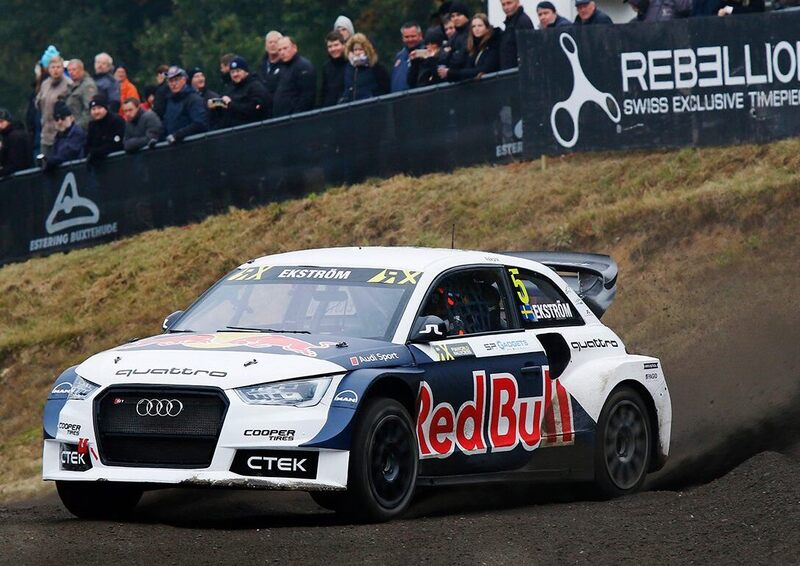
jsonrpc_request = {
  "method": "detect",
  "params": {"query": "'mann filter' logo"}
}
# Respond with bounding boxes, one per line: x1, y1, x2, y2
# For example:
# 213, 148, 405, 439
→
29, 172, 118, 252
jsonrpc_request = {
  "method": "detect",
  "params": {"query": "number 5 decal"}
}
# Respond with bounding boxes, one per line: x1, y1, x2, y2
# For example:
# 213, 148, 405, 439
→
508, 268, 529, 304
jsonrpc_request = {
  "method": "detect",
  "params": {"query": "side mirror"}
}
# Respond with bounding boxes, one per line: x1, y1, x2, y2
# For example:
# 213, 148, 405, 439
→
408, 316, 448, 344
162, 310, 185, 332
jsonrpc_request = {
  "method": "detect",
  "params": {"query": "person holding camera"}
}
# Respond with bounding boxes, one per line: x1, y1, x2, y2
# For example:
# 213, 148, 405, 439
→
339, 34, 389, 103
407, 28, 448, 89
217, 56, 271, 127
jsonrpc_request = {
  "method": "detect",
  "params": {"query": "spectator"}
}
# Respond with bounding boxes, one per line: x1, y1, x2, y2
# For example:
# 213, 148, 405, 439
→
445, 2, 472, 73
441, 13, 501, 82
443, 17, 457, 42
189, 67, 219, 102
340, 33, 390, 103
219, 56, 271, 126
333, 15, 355, 42
390, 22, 424, 93
536, 2, 572, 27
86, 94, 125, 161
273, 36, 317, 117
629, 0, 691, 20
0, 107, 33, 177
718, 0, 765, 15
152, 64, 170, 117
499, 0, 534, 70
407, 27, 448, 89
40, 45, 60, 70
114, 63, 140, 118
65, 59, 97, 129
36, 55, 73, 156
122, 97, 163, 152
320, 31, 348, 107
94, 52, 121, 113
574, 0, 614, 24
219, 53, 236, 90
26, 64, 48, 157
163, 66, 208, 143
188, 67, 223, 129
42, 101, 85, 171
258, 31, 284, 97
141, 84, 157, 111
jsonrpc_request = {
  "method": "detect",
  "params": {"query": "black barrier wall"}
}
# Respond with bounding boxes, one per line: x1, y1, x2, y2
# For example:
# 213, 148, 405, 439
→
519, 11, 800, 156
0, 72, 523, 266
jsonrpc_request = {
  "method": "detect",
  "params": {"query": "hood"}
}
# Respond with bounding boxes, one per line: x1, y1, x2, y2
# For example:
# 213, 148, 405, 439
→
75, 332, 414, 388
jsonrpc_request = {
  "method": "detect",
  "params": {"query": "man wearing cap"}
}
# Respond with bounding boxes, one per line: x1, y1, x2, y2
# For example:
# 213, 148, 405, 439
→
273, 37, 317, 118
122, 97, 163, 153
499, 0, 534, 70
114, 63, 140, 118
0, 108, 33, 177
94, 53, 121, 113
574, 0, 614, 24
536, 2, 572, 27
407, 27, 448, 89
258, 31, 284, 98
65, 59, 98, 130
43, 101, 86, 171
36, 55, 73, 157
390, 22, 424, 93
219, 56, 271, 127
444, 2, 472, 72
86, 94, 125, 161
163, 66, 209, 143
333, 15, 355, 43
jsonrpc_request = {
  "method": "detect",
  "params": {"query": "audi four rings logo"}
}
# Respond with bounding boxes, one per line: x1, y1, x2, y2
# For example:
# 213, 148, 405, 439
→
136, 398, 184, 417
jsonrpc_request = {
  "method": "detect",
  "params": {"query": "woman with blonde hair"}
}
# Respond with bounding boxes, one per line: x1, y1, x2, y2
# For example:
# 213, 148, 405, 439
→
339, 33, 390, 102
439, 13, 501, 82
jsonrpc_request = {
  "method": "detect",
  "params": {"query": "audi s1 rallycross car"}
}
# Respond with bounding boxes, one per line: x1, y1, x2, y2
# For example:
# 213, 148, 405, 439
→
43, 247, 672, 521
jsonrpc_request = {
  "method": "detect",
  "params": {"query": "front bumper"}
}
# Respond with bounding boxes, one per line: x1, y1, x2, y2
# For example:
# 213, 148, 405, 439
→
42, 380, 351, 490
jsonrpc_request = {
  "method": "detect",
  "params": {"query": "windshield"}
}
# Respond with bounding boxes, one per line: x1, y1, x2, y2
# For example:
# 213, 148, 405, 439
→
173, 266, 422, 341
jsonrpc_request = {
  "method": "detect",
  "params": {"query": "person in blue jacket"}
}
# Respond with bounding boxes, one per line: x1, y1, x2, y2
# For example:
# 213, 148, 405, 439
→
162, 66, 208, 143
43, 101, 86, 171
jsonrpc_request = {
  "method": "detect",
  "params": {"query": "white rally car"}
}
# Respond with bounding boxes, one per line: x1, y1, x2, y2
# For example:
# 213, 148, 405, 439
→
43, 247, 671, 521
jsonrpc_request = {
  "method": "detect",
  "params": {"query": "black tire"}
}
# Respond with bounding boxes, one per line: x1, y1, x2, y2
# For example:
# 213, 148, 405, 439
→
309, 491, 347, 512
56, 481, 142, 520
343, 398, 418, 522
594, 387, 652, 498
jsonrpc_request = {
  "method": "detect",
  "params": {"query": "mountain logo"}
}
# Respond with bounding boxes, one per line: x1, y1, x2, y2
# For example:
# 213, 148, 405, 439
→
550, 33, 621, 149
45, 172, 100, 235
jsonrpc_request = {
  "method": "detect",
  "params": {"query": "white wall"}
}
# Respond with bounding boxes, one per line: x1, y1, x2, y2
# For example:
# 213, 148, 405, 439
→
486, 0, 635, 28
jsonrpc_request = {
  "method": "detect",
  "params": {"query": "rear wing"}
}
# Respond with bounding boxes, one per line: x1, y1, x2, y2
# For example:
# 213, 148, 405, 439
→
501, 251, 618, 318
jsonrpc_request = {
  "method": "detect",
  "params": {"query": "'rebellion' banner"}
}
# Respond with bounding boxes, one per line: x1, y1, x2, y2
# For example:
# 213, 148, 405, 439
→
519, 12, 800, 156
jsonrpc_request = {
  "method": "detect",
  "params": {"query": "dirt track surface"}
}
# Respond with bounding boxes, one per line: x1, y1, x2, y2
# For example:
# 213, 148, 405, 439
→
1, 450, 798, 565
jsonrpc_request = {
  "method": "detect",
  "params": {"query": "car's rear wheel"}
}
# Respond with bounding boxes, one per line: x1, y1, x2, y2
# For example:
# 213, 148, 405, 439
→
56, 481, 142, 520
345, 398, 418, 522
594, 387, 651, 498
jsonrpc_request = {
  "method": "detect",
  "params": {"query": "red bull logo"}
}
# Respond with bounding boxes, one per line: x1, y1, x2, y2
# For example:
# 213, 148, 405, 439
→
120, 333, 337, 357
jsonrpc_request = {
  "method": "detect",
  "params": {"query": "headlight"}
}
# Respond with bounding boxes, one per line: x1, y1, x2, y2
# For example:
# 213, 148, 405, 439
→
235, 377, 332, 407
67, 376, 100, 400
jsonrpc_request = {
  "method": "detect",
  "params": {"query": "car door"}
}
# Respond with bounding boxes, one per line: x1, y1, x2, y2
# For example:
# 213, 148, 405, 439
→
503, 264, 596, 462
409, 266, 550, 477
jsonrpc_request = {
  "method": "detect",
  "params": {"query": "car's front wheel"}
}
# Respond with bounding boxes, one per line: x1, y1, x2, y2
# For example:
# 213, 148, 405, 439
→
345, 397, 418, 522
56, 481, 143, 520
594, 387, 652, 498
